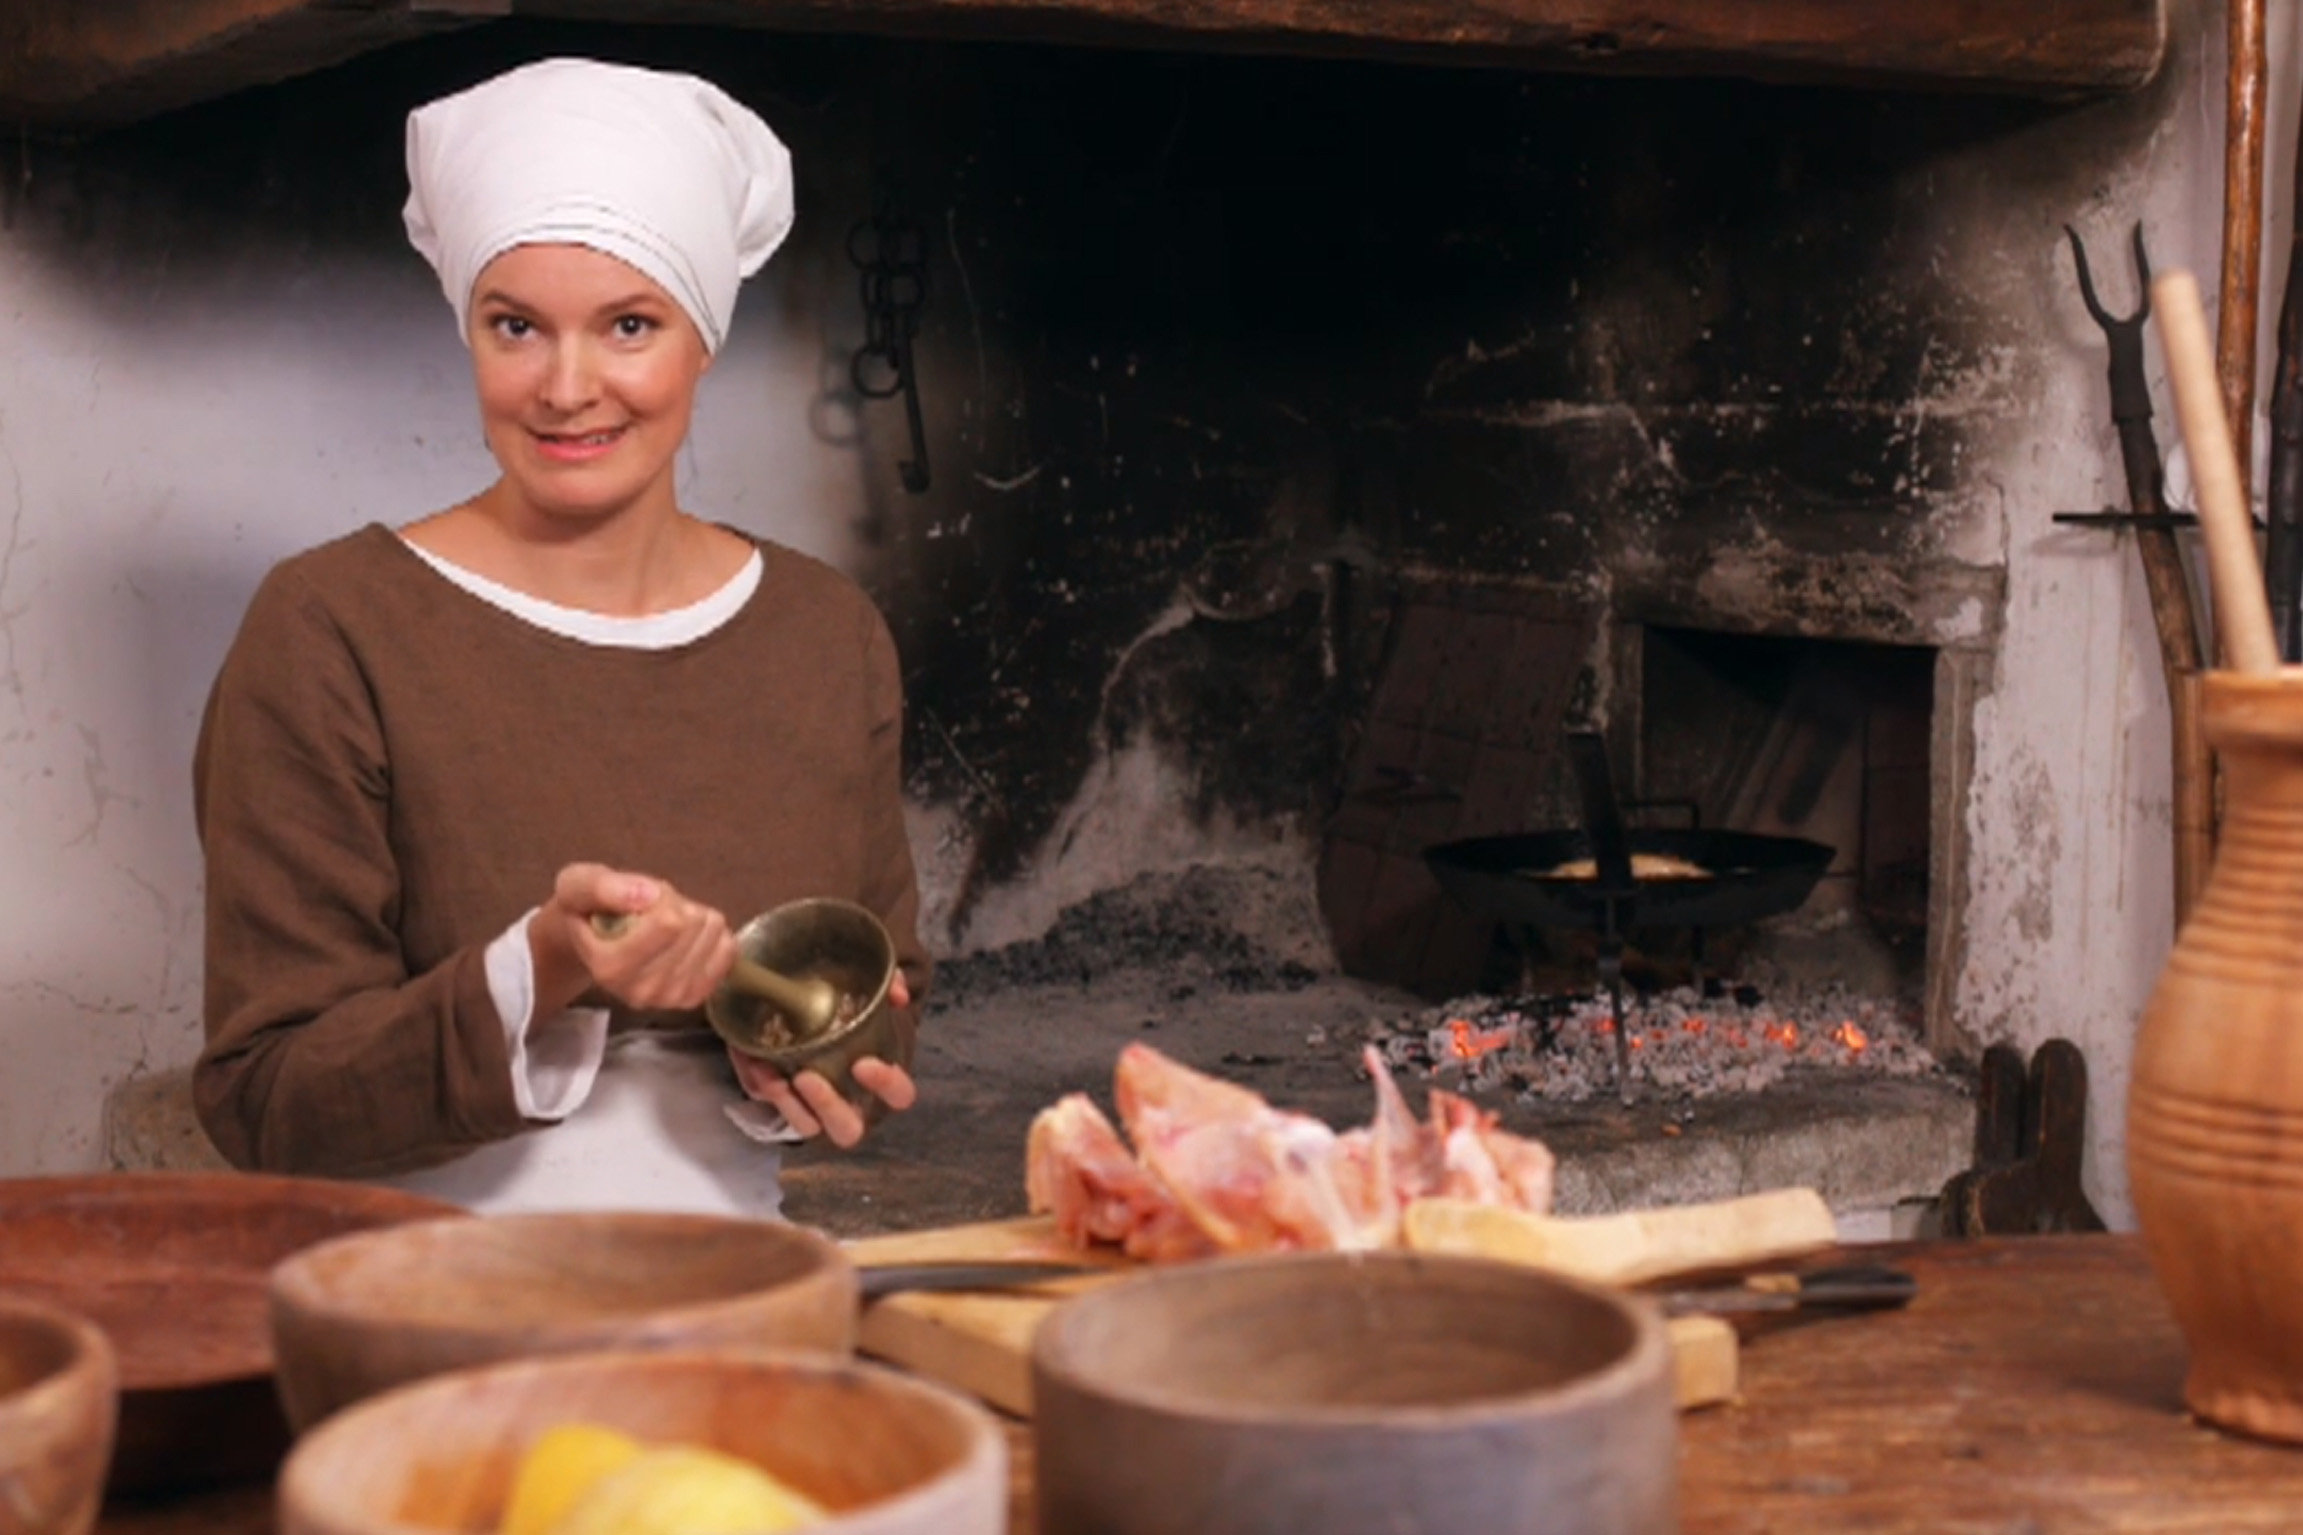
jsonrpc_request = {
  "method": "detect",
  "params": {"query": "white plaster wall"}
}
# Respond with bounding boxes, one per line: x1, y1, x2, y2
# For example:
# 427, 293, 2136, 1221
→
1957, 0, 2300, 1227
0, 188, 875, 1173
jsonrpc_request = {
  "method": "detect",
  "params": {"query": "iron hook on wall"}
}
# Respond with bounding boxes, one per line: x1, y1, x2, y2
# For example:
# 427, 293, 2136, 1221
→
848, 213, 931, 494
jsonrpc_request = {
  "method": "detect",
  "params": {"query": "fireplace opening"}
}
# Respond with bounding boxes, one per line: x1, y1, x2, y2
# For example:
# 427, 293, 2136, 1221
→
1628, 623, 1935, 1003
1342, 609, 1952, 1108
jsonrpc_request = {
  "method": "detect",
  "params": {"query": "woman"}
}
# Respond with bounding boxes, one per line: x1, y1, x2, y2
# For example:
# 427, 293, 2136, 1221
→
191, 57, 925, 1215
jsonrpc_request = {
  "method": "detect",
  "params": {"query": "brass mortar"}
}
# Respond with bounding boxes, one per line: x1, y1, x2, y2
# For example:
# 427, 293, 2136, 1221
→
708, 898, 901, 1110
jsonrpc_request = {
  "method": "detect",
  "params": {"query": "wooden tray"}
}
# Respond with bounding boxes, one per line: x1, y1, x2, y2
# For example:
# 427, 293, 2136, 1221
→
845, 1216, 1741, 1417
0, 1172, 462, 1495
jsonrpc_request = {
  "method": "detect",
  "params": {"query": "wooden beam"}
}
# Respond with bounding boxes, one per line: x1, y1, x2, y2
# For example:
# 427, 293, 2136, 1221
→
0, 0, 475, 128
0, 0, 2169, 129
539, 0, 2169, 94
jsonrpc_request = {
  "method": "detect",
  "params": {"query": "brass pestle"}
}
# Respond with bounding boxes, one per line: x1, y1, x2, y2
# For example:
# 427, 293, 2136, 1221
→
587, 910, 843, 1040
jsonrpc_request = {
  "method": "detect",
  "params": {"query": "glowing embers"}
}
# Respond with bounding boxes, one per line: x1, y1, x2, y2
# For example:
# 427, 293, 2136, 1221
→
1386, 981, 1933, 1104
1445, 1018, 1516, 1061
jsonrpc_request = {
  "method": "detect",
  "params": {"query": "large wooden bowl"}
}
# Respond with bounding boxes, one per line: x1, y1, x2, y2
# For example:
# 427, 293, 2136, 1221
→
1032, 1251, 1678, 1535
0, 1299, 117, 1535
279, 1348, 1004, 1535
0, 1173, 460, 1496
269, 1211, 858, 1431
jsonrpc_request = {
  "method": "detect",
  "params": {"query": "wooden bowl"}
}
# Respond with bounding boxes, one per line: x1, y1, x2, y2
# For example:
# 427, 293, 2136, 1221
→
278, 1348, 1004, 1535
0, 1299, 117, 1535
269, 1211, 858, 1431
0, 1172, 461, 1496
1032, 1251, 1678, 1535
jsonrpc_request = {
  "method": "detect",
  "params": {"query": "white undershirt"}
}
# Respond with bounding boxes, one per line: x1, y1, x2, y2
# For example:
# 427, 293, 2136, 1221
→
401, 538, 762, 649
399, 537, 795, 1144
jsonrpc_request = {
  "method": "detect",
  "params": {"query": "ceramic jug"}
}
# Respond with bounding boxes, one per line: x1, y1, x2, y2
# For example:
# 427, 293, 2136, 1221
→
2130, 667, 2303, 1442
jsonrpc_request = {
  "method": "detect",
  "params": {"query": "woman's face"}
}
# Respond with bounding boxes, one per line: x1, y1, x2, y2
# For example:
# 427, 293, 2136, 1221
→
465, 243, 711, 527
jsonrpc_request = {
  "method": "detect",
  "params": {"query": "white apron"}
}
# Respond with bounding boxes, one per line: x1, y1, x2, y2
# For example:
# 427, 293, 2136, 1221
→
371, 1030, 785, 1217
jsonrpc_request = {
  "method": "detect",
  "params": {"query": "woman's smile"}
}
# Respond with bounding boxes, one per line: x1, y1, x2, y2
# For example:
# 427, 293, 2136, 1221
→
531, 425, 631, 463
464, 242, 711, 528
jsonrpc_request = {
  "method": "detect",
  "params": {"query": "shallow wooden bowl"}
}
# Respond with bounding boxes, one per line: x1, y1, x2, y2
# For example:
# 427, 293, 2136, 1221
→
269, 1211, 858, 1431
279, 1347, 1003, 1535
1032, 1251, 1678, 1535
0, 1299, 117, 1535
0, 1172, 460, 1496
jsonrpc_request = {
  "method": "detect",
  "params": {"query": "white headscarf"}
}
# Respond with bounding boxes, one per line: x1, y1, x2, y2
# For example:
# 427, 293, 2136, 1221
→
403, 57, 793, 354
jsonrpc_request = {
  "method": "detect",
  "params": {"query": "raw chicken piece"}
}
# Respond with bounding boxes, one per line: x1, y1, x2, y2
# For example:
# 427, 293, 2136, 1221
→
1429, 1087, 1556, 1212
1025, 1093, 1163, 1246
1353, 1046, 1555, 1215
1364, 1043, 1442, 1200
1112, 1039, 1269, 1128
1116, 1196, 1222, 1263
1117, 1043, 1394, 1252
1025, 1041, 1555, 1260
1023, 1090, 1217, 1261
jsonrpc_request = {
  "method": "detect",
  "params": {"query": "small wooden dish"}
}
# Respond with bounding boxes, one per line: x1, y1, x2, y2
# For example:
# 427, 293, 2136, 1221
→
0, 1298, 117, 1535
1032, 1251, 1678, 1535
0, 1172, 459, 1496
278, 1347, 1004, 1535
269, 1211, 858, 1430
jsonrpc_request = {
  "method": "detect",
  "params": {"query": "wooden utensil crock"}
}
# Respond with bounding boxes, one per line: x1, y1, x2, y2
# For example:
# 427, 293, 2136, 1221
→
2130, 667, 2303, 1441
1031, 1251, 1677, 1535
0, 1299, 115, 1535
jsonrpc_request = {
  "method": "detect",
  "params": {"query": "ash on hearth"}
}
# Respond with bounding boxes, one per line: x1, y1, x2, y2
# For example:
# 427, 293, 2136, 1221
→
1376, 981, 1945, 1103
929, 864, 1330, 1008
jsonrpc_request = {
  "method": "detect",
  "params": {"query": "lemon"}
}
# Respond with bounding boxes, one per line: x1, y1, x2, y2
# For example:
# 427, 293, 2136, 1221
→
502, 1423, 647, 1535
544, 1444, 827, 1535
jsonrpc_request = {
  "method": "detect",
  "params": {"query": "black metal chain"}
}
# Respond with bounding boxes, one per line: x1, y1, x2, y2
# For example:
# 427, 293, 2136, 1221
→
848, 213, 930, 494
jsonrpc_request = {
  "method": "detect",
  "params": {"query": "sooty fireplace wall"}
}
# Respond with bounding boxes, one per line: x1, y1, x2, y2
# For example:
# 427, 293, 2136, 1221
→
743, 21, 2177, 1089
728, 25, 2133, 1019
855, 36, 2037, 924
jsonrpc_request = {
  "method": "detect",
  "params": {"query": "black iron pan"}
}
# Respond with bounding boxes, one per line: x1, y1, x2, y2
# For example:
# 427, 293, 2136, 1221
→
1423, 826, 1833, 932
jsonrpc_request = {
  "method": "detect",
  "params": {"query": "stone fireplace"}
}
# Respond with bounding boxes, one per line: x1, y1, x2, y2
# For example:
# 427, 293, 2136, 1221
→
844, 23, 2191, 1234
48, 7, 2224, 1239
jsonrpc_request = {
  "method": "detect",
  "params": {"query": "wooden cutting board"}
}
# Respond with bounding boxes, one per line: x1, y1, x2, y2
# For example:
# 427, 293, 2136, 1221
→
845, 1215, 1742, 1416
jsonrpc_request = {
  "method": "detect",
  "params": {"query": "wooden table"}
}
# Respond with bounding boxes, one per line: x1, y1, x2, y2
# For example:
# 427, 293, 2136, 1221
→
1672, 1234, 2303, 1531
95, 1235, 2303, 1534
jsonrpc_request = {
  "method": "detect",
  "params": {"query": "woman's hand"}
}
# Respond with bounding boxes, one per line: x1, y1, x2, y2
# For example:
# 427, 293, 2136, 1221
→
728, 970, 918, 1148
532, 861, 737, 1015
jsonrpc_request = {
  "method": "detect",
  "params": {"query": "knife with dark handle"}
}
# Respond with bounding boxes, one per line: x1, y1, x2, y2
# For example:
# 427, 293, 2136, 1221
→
856, 1261, 1101, 1300
856, 1256, 1917, 1313
1653, 1263, 1917, 1318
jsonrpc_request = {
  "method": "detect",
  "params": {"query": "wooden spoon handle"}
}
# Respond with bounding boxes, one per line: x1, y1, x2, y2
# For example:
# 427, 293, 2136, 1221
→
2156, 267, 2281, 673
